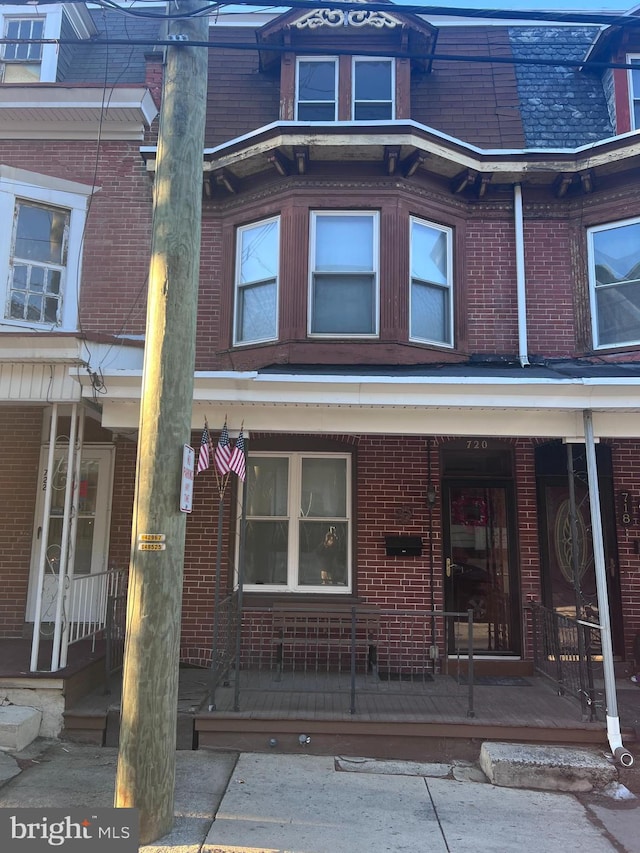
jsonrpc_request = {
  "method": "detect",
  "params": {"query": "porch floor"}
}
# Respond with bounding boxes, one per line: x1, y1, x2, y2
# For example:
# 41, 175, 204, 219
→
59, 663, 640, 759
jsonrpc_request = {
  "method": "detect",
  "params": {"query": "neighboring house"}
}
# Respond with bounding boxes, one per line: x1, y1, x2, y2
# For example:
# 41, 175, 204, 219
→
2, 3, 640, 738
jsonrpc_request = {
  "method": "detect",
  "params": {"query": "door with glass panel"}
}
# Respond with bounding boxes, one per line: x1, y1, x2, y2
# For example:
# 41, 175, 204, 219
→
443, 481, 519, 655
26, 446, 114, 623
242, 453, 351, 592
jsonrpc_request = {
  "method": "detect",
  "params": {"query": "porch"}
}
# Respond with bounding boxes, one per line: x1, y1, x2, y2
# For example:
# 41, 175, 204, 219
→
56, 661, 640, 762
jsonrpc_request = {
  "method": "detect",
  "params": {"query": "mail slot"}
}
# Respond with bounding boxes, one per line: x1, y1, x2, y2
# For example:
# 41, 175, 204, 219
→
385, 535, 423, 557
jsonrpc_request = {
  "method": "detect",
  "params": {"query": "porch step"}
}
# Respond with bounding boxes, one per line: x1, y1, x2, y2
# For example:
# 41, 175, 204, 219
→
0, 705, 42, 751
479, 742, 618, 792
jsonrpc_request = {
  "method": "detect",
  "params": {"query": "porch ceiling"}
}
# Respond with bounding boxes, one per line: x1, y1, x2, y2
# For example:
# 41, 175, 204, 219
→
84, 368, 640, 439
0, 86, 158, 141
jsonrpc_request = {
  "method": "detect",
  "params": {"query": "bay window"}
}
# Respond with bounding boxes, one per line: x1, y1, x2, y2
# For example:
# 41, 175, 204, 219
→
234, 216, 280, 345
589, 216, 640, 348
409, 216, 453, 347
309, 211, 379, 336
242, 453, 351, 593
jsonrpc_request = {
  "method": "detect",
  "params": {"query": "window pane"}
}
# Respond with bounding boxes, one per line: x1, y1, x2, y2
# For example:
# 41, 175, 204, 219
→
244, 520, 288, 584
412, 221, 448, 285
312, 274, 375, 334
15, 204, 68, 264
297, 103, 336, 122
27, 293, 43, 321
298, 61, 335, 103
354, 103, 393, 120
316, 215, 373, 271
411, 280, 449, 344
246, 457, 288, 516
596, 282, 640, 346
298, 521, 348, 586
301, 457, 347, 517
354, 61, 392, 100
593, 223, 640, 287
237, 281, 277, 343
10, 290, 26, 319
240, 220, 278, 285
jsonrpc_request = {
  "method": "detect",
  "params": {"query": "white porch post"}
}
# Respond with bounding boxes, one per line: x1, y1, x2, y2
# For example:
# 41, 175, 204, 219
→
583, 410, 633, 766
30, 403, 59, 671
50, 403, 79, 671
59, 407, 85, 669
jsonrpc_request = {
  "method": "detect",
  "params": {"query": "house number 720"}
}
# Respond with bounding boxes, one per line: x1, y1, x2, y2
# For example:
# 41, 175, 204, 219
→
466, 440, 488, 449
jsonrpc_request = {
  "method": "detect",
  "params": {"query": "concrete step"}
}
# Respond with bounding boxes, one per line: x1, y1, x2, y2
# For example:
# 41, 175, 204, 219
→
0, 705, 42, 751
479, 741, 617, 792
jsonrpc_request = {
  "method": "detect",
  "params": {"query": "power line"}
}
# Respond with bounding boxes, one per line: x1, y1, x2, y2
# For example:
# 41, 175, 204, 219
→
2, 0, 640, 29
1, 35, 637, 71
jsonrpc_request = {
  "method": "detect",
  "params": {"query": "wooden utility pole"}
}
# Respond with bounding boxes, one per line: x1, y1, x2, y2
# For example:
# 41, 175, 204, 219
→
114, 3, 208, 843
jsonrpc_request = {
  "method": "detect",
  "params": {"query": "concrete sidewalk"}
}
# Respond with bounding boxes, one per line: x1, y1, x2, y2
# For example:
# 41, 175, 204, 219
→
0, 740, 637, 852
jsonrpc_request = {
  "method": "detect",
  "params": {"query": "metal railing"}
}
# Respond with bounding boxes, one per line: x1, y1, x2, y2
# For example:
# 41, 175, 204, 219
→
209, 589, 240, 710
224, 606, 475, 717
528, 601, 604, 721
66, 567, 128, 647
104, 588, 127, 693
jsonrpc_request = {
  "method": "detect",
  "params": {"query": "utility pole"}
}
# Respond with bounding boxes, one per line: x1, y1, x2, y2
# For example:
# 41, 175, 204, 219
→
114, 2, 208, 844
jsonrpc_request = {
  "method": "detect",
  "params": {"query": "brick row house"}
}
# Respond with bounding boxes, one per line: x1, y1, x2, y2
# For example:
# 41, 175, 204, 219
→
1, 2, 640, 747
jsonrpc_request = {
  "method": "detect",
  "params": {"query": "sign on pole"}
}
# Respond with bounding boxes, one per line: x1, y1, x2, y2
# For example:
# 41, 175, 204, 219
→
180, 445, 195, 513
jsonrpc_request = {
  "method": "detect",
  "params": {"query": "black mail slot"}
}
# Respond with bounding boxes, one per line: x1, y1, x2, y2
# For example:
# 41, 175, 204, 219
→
385, 535, 423, 557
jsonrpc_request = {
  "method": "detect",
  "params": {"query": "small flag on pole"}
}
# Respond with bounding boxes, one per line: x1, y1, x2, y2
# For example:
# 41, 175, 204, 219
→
229, 428, 246, 481
197, 423, 211, 474
215, 420, 232, 475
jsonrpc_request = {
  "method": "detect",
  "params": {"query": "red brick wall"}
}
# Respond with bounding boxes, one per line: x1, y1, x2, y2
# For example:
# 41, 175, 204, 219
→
0, 408, 42, 636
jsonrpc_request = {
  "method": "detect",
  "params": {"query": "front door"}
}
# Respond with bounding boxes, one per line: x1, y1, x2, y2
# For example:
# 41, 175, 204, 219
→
26, 445, 114, 623
443, 481, 520, 654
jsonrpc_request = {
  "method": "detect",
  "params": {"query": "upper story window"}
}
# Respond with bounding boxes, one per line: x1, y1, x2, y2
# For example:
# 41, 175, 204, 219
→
295, 56, 395, 121
309, 211, 379, 337
242, 452, 351, 593
352, 58, 394, 120
9, 201, 69, 325
1, 17, 43, 83
588, 216, 640, 348
0, 165, 93, 331
296, 57, 338, 121
628, 55, 640, 130
410, 216, 453, 347
234, 216, 280, 346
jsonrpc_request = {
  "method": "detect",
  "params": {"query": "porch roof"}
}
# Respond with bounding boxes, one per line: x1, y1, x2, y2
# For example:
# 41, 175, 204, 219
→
86, 359, 640, 439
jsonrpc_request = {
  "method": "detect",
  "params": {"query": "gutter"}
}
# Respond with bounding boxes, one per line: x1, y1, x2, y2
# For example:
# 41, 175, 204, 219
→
583, 410, 634, 767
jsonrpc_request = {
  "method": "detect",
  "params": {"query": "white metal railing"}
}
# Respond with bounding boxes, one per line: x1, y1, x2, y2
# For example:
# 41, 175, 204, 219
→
64, 567, 128, 650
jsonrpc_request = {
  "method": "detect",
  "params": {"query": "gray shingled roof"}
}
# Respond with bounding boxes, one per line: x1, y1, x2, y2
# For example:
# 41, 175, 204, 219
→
61, 10, 160, 85
509, 27, 614, 148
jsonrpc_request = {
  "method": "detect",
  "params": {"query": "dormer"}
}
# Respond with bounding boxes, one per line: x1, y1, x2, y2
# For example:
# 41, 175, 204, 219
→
256, 2, 438, 122
0, 3, 95, 84
582, 5, 640, 134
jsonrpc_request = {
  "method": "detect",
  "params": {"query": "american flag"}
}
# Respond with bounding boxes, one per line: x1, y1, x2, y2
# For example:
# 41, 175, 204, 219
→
215, 420, 232, 475
228, 428, 246, 481
196, 424, 211, 474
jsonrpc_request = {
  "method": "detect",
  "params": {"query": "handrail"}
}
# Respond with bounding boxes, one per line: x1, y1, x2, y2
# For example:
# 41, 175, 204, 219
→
66, 567, 128, 646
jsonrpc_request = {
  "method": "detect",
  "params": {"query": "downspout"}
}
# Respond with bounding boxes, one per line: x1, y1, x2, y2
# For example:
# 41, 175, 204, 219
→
583, 410, 634, 766
514, 184, 530, 367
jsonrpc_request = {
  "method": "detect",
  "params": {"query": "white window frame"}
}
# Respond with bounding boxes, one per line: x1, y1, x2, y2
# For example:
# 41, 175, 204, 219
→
239, 451, 352, 594
233, 216, 280, 346
351, 56, 395, 120
588, 215, 640, 349
0, 6, 61, 82
409, 216, 454, 348
627, 54, 640, 131
0, 165, 93, 332
308, 210, 380, 338
295, 56, 338, 121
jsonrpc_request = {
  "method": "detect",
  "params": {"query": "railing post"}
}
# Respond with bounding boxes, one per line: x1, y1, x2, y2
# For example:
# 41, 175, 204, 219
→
467, 609, 475, 718
350, 605, 357, 715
